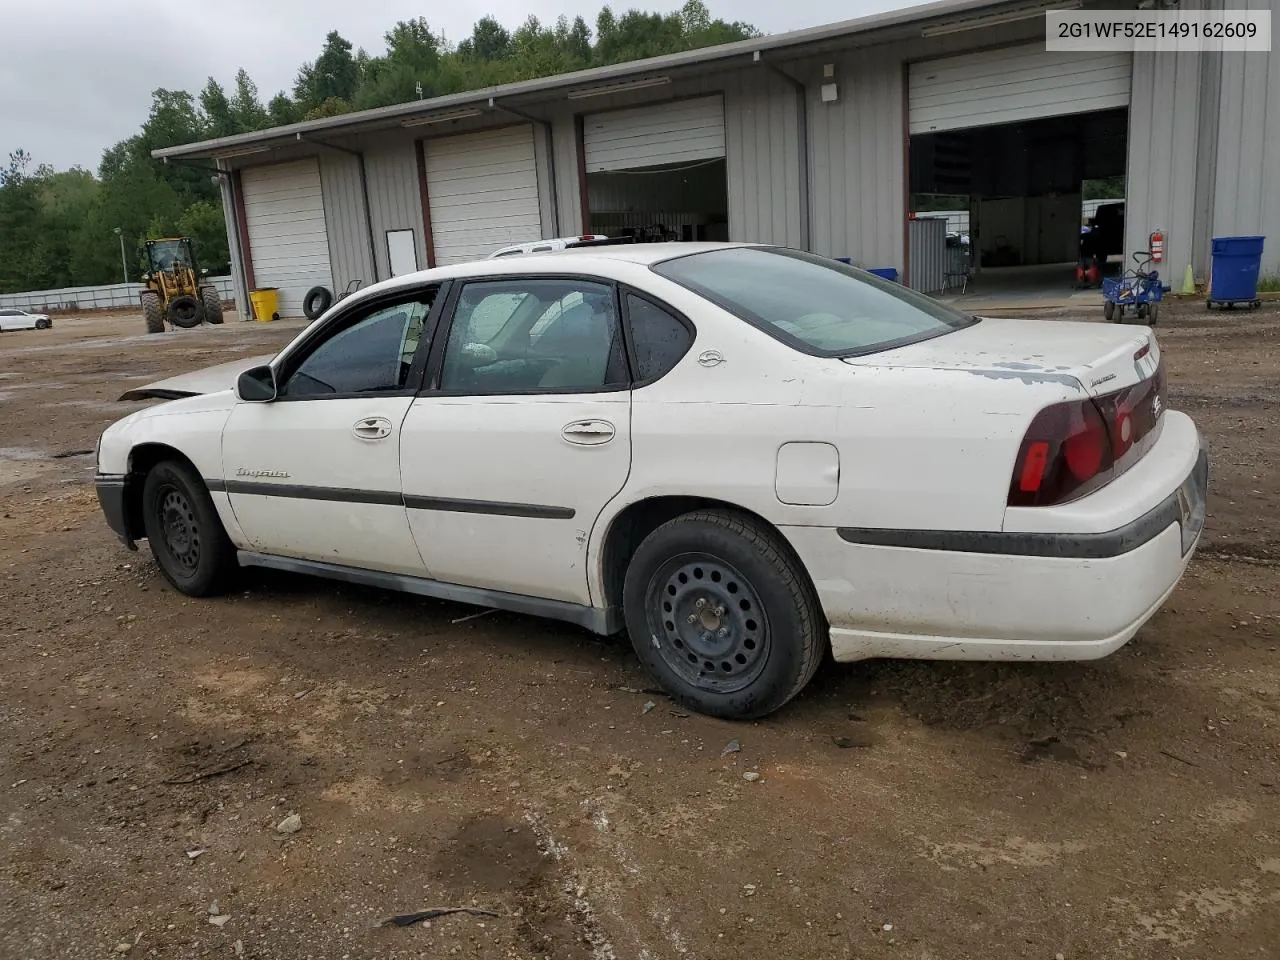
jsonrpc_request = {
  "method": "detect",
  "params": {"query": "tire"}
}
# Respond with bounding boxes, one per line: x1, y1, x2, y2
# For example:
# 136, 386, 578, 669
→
1147, 300, 1160, 326
34, 317, 51, 330
200, 286, 224, 324
166, 295, 202, 329
622, 510, 824, 720
142, 292, 165, 334
303, 285, 333, 320
1103, 301, 1116, 323
140, 460, 235, 597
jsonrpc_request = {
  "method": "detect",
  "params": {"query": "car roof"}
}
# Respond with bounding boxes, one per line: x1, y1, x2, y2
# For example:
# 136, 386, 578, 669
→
344, 242, 755, 306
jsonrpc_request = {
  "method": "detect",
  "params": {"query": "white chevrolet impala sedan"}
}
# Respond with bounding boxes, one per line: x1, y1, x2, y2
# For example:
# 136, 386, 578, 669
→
95, 243, 1207, 719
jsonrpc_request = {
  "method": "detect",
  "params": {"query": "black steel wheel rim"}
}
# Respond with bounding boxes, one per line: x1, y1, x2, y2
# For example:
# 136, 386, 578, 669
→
157, 485, 200, 573
645, 553, 770, 694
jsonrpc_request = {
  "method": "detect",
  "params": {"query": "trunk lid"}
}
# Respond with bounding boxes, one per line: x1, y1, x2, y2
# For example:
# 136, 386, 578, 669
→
842, 316, 1159, 396
118, 354, 274, 402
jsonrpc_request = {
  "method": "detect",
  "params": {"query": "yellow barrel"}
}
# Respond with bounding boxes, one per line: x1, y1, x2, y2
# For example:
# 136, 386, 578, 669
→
249, 287, 280, 322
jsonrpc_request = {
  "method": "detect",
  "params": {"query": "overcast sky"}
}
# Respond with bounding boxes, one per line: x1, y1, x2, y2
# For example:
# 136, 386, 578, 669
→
2, 0, 923, 173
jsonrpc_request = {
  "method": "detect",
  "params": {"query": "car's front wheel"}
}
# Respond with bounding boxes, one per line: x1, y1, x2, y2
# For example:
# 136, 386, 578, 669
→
622, 510, 825, 720
140, 460, 235, 596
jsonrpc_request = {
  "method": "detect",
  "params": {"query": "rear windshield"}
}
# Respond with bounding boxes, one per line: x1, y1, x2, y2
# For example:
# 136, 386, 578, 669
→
652, 246, 976, 357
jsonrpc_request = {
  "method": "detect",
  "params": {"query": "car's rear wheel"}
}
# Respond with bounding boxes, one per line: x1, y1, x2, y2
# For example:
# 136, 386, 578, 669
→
141, 460, 235, 596
622, 510, 824, 720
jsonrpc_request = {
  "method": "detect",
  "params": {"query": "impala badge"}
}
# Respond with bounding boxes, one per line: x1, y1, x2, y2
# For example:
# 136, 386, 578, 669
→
236, 467, 290, 479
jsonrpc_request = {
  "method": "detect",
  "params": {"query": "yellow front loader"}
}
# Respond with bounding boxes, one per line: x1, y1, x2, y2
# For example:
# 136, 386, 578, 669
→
140, 237, 224, 334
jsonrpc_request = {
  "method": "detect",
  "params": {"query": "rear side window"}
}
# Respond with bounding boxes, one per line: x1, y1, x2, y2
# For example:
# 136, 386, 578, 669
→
653, 247, 976, 357
626, 294, 693, 382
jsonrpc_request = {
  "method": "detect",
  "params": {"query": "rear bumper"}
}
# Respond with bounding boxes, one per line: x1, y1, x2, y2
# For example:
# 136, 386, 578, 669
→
782, 438, 1207, 663
95, 473, 137, 550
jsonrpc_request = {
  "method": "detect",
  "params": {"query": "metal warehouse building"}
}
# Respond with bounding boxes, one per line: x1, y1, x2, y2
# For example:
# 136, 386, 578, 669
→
155, 0, 1280, 319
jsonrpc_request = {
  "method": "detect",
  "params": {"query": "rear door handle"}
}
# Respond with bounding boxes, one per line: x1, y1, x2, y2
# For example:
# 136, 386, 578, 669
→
561, 419, 615, 445
353, 416, 394, 440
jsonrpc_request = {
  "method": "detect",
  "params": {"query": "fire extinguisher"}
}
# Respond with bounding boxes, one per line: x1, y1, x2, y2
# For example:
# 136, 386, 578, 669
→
1149, 229, 1164, 263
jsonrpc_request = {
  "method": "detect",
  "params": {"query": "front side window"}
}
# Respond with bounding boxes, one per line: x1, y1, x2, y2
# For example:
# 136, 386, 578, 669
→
440, 279, 626, 393
653, 247, 977, 357
280, 292, 435, 398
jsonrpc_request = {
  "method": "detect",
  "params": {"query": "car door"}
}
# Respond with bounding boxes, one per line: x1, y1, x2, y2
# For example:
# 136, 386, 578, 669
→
399, 276, 632, 606
220, 284, 443, 575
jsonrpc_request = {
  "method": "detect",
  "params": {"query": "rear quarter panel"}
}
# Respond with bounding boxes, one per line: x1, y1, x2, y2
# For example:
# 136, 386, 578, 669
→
588, 283, 1084, 601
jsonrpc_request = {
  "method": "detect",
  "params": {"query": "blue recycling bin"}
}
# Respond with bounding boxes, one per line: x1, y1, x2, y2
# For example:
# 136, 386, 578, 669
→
1208, 235, 1265, 308
867, 267, 900, 282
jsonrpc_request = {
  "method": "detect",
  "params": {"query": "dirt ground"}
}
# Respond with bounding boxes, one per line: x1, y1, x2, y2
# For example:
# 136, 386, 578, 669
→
1, 306, 1277, 960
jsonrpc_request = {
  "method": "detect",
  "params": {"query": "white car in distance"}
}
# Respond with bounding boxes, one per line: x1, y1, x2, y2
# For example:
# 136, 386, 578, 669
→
94, 243, 1206, 719
0, 308, 52, 331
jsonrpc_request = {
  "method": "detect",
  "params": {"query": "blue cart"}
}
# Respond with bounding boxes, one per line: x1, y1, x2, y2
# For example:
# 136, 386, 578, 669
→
1103, 252, 1168, 325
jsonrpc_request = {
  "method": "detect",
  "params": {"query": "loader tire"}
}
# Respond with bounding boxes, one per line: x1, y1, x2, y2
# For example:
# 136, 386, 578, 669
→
167, 294, 202, 329
142, 292, 165, 334
200, 286, 224, 325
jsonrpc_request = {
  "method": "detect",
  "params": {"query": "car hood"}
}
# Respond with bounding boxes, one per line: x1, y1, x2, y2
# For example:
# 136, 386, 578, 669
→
842, 316, 1157, 396
118, 354, 274, 401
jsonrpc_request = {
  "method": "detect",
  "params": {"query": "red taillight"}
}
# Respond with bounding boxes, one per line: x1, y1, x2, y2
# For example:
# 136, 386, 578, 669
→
1018, 441, 1050, 492
1063, 406, 1108, 480
1009, 363, 1166, 507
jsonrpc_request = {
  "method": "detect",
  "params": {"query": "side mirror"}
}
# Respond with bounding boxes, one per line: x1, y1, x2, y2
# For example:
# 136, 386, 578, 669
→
236, 365, 278, 402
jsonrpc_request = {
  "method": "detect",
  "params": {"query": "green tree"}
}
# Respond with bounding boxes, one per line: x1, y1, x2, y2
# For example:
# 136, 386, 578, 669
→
267, 92, 300, 126
459, 15, 513, 61
200, 78, 237, 137
303, 96, 353, 121
231, 69, 269, 131
296, 31, 359, 112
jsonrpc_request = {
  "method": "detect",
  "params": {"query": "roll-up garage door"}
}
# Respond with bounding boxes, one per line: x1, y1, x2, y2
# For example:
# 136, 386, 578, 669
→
240, 159, 333, 316
909, 45, 1132, 135
424, 126, 543, 266
583, 96, 725, 173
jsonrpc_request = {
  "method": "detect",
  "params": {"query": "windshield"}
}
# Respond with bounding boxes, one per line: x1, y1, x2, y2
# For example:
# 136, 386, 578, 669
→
149, 240, 192, 272
652, 247, 976, 357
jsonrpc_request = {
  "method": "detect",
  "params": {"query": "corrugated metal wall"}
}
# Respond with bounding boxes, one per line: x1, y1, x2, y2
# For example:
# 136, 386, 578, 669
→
908, 218, 947, 294
1212, 0, 1280, 277
807, 47, 905, 270
362, 135, 427, 280
318, 151, 375, 293
725, 69, 805, 250
1125, 48, 1204, 285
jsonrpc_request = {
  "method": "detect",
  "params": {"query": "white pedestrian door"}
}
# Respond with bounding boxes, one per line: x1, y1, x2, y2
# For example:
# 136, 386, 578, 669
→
399, 276, 631, 605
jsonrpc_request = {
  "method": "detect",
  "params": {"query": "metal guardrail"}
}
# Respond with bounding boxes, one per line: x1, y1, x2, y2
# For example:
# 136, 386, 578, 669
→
0, 276, 234, 313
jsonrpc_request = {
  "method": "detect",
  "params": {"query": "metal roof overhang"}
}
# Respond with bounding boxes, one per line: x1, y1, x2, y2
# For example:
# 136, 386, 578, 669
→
152, 0, 1087, 161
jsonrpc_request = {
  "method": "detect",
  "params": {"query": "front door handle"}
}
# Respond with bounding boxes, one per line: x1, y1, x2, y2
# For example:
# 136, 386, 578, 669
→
353, 416, 394, 441
562, 419, 615, 445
